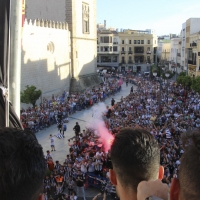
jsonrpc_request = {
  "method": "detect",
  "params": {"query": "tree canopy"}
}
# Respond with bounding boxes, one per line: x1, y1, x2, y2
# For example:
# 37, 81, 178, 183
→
21, 85, 41, 107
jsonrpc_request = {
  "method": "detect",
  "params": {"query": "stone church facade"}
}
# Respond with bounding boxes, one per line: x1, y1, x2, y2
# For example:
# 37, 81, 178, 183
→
22, 0, 101, 96
21, 19, 71, 101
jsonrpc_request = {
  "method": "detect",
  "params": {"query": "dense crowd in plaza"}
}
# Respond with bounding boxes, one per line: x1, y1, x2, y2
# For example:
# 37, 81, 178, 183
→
20, 75, 122, 133
20, 72, 200, 200
107, 74, 200, 187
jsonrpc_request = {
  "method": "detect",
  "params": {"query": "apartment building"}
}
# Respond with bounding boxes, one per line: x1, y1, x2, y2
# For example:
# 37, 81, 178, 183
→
169, 37, 182, 72
181, 22, 187, 70
188, 32, 200, 77
157, 40, 171, 62
97, 30, 119, 70
118, 29, 157, 72
184, 18, 200, 77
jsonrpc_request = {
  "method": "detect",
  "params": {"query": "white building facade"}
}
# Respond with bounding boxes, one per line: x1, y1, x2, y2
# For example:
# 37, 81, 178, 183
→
21, 19, 71, 102
25, 0, 100, 93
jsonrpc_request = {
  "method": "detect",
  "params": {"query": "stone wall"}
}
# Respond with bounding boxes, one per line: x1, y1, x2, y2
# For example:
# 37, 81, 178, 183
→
21, 18, 71, 103
25, 0, 66, 22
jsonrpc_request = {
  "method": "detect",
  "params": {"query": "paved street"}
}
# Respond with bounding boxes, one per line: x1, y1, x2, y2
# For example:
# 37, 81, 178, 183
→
36, 81, 133, 163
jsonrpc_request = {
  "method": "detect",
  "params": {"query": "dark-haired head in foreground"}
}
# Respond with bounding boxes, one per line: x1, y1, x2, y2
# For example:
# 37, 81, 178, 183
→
0, 128, 46, 200
110, 128, 162, 200
170, 130, 200, 200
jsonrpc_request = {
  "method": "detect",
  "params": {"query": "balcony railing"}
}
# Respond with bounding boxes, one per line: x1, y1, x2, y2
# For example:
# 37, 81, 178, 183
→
128, 51, 133, 54
128, 60, 133, 64
121, 51, 126, 54
113, 42, 118, 44
121, 61, 126, 64
135, 51, 144, 54
190, 42, 197, 47
188, 60, 196, 65
146, 51, 151, 54
177, 53, 181, 57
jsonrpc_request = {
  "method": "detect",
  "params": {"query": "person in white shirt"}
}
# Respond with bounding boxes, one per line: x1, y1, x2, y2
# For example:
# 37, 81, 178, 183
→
49, 134, 56, 151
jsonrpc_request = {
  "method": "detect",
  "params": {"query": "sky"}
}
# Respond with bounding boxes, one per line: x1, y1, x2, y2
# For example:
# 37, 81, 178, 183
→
97, 0, 200, 36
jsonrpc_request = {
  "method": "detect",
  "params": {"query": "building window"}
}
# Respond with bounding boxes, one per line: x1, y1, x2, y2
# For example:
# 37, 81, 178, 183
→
113, 46, 118, 51
100, 36, 110, 43
134, 40, 136, 44
101, 47, 103, 51
110, 37, 112, 43
122, 40, 124, 44
141, 40, 144, 44
129, 47, 132, 51
138, 40, 140, 44
82, 3, 89, 33
110, 47, 112, 52
113, 56, 118, 62
148, 40, 150, 44
129, 40, 131, 44
101, 56, 111, 62
122, 47, 125, 51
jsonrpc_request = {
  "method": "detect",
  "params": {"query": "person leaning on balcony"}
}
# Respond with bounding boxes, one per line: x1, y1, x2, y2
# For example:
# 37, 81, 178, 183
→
0, 127, 46, 200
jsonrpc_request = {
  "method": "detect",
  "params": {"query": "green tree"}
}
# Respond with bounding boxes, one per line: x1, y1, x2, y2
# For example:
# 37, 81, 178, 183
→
177, 75, 192, 89
179, 72, 186, 77
191, 76, 200, 93
21, 85, 41, 107
177, 75, 184, 85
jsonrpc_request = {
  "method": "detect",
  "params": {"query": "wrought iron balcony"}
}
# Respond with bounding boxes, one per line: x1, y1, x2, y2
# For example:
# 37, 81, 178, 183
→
113, 42, 118, 44
190, 42, 197, 47
128, 51, 133, 54
177, 53, 181, 57
146, 51, 151, 54
121, 51, 126, 54
121, 61, 126, 64
128, 60, 133, 64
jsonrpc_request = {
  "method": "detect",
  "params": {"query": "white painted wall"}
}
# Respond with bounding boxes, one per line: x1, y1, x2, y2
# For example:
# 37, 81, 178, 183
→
181, 22, 186, 69
26, 0, 66, 22
190, 18, 200, 34
21, 19, 71, 100
73, 0, 97, 77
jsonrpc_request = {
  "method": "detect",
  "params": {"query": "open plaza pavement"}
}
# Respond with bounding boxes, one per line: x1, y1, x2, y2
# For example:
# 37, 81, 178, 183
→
36, 81, 134, 199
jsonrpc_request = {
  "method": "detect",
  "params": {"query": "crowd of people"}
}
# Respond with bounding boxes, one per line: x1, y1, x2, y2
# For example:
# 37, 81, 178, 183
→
1, 72, 200, 200
44, 122, 117, 200
18, 71, 200, 199
107, 73, 200, 187
20, 75, 122, 134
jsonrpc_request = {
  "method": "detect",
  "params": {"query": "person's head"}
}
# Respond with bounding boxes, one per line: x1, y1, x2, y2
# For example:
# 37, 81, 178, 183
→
171, 130, 200, 200
110, 128, 162, 199
0, 128, 46, 200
